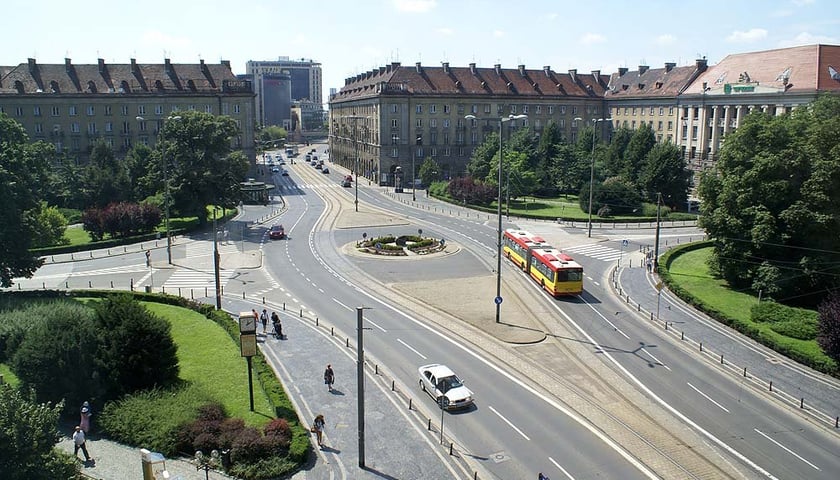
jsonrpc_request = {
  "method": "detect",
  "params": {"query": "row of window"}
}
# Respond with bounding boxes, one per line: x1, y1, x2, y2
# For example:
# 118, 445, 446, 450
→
617, 119, 675, 132
392, 103, 597, 116
32, 117, 242, 136
386, 117, 583, 130
613, 106, 676, 117
387, 146, 466, 158
1, 103, 242, 117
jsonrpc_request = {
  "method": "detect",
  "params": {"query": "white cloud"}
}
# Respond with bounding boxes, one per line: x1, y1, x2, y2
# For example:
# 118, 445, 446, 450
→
580, 33, 607, 45
141, 30, 192, 50
392, 0, 437, 13
437, 27, 454, 36
655, 34, 676, 46
792, 0, 814, 6
726, 28, 768, 43
779, 31, 840, 47
493, 30, 506, 38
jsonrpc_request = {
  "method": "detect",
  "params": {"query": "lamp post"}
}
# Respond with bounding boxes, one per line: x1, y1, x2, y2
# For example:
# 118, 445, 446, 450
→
465, 113, 527, 324
195, 449, 221, 480
575, 117, 612, 238
137, 114, 181, 264
412, 135, 421, 201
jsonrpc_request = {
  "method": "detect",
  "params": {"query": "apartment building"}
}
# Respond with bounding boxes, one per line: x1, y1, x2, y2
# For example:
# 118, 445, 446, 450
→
0, 57, 256, 165
246, 57, 323, 128
329, 61, 610, 186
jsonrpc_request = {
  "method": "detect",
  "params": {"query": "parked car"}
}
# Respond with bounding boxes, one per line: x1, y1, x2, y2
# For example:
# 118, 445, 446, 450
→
281, 170, 289, 176
271, 167, 280, 173
418, 364, 474, 410
268, 224, 285, 239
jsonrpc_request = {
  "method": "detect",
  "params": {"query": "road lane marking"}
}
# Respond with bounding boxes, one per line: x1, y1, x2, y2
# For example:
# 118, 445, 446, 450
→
487, 405, 530, 441
333, 298, 353, 311
753, 429, 820, 471
581, 302, 630, 339
397, 338, 427, 360
686, 382, 729, 413
640, 348, 671, 371
548, 456, 576, 480
366, 318, 387, 333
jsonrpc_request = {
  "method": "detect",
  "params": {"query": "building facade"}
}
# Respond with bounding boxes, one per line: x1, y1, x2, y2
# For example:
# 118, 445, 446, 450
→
246, 57, 323, 127
329, 61, 611, 186
0, 57, 256, 166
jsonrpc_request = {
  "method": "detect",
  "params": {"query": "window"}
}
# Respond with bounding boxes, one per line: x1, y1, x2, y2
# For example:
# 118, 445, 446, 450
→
535, 119, 542, 129
33, 106, 41, 116
87, 106, 95, 116
105, 122, 113, 132
51, 106, 60, 116
122, 121, 131, 133
391, 147, 399, 158
137, 105, 146, 115
415, 118, 422, 128
631, 120, 636, 129
650, 107, 655, 115
391, 134, 399, 145
548, 106, 555, 115
632, 107, 637, 116
71, 122, 80, 133
560, 106, 566, 114
35, 123, 43, 133
470, 104, 478, 114
416, 104, 422, 114
430, 118, 437, 128
431, 147, 437, 157
558, 119, 565, 128
468, 118, 477, 127
88, 122, 97, 134
430, 105, 437, 114
657, 121, 663, 131
571, 118, 579, 128
222, 103, 229, 115
571, 106, 578, 115
668, 106, 674, 115
391, 104, 399, 113
623, 107, 629, 115
536, 105, 542, 114
523, 105, 529, 114
104, 105, 112, 116
233, 104, 240, 114
430, 132, 437, 144
659, 107, 664, 116
443, 132, 450, 145
443, 119, 450, 128
484, 104, 491, 114
443, 104, 450, 114
667, 121, 673, 131
156, 105, 164, 115
121, 105, 128, 116
138, 120, 147, 132
14, 107, 22, 117
510, 105, 516, 114
69, 106, 78, 116
471, 131, 478, 144
205, 105, 212, 113
188, 105, 196, 111
391, 119, 399, 128
444, 147, 451, 157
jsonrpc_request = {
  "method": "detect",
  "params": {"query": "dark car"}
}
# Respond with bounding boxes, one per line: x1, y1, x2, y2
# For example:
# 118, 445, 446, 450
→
342, 175, 353, 187
322, 166, 330, 174
269, 224, 285, 239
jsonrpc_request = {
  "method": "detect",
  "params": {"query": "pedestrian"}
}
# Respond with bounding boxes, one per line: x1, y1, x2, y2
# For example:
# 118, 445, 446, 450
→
324, 364, 335, 392
538, 473, 550, 480
251, 309, 259, 327
311, 414, 326, 447
80, 401, 92, 434
260, 309, 269, 334
645, 258, 652, 273
72, 425, 92, 462
271, 312, 282, 339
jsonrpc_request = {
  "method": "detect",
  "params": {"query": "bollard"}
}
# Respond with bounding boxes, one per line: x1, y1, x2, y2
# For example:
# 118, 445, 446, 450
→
450, 442, 454, 455
43, 282, 46, 289
66, 281, 69, 288
242, 291, 245, 299
800, 398, 804, 409
330, 327, 334, 336
299, 309, 303, 317
700, 342, 703, 352
124, 246, 127, 253
71, 253, 75, 260
681, 331, 685, 340
664, 321, 668, 330
769, 381, 773, 392
316, 317, 319, 326
190, 289, 194, 300
108, 249, 111, 255
52, 256, 55, 262
130, 279, 133, 291
283, 302, 286, 310
835, 416, 838, 428
637, 303, 640, 311
110, 281, 114, 288
375, 365, 379, 374
346, 338, 349, 347
205, 287, 208, 297
178, 288, 182, 296
90, 251, 93, 258
650, 312, 653, 321
720, 354, 724, 364
428, 418, 431, 430
743, 367, 747, 377
88, 281, 92, 288
162, 286, 166, 293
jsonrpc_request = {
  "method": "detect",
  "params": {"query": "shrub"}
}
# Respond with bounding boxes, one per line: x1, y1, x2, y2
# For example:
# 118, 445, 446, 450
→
751, 301, 819, 340
818, 291, 840, 362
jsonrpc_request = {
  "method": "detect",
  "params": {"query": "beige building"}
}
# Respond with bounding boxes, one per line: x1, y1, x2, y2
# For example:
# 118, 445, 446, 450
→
329, 62, 611, 186
0, 57, 256, 168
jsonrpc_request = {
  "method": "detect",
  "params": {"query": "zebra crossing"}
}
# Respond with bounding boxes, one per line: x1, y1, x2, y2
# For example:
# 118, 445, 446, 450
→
162, 268, 238, 289
563, 243, 626, 262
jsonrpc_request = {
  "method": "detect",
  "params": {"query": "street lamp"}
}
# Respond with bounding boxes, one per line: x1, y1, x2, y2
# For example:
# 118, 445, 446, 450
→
137, 114, 181, 264
412, 135, 421, 201
465, 113, 527, 324
575, 117, 612, 238
195, 449, 221, 480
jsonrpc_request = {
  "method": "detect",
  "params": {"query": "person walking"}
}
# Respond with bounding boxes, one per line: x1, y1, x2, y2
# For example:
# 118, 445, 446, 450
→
538, 473, 550, 480
79, 401, 92, 434
260, 309, 269, 334
72, 425, 92, 462
324, 364, 335, 392
271, 312, 282, 339
312, 414, 326, 447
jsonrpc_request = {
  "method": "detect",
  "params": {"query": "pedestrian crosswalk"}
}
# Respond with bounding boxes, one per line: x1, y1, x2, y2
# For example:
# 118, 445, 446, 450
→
163, 269, 238, 289
563, 243, 626, 262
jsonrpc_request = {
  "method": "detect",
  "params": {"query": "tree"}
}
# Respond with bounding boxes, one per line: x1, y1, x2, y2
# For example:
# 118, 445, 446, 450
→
124, 144, 156, 202
581, 176, 641, 217
817, 291, 840, 362
0, 386, 78, 480
637, 142, 691, 206
158, 111, 249, 225
257, 125, 288, 147
29, 202, 69, 248
466, 131, 499, 180
602, 127, 633, 178
535, 121, 564, 195
85, 140, 131, 208
698, 93, 840, 305
623, 123, 656, 186
417, 157, 441, 188
0, 114, 49, 287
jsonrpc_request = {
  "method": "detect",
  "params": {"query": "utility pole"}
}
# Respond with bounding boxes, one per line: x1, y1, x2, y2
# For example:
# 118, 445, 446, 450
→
653, 192, 662, 272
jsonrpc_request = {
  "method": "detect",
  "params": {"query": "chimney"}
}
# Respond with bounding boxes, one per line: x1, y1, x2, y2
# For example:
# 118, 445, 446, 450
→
131, 58, 139, 74
518, 64, 526, 76
415, 62, 422, 73
65, 58, 72, 73
220, 59, 231, 69
164, 58, 172, 74
568, 69, 577, 82
664, 62, 676, 72
696, 57, 708, 72
442, 62, 449, 73
379, 66, 385, 74
618, 67, 628, 76
591, 70, 601, 84
98, 58, 106, 74
386, 64, 392, 73
543, 65, 551, 77
469, 63, 476, 74
638, 65, 649, 75
27, 57, 37, 74
494, 64, 502, 75
391, 61, 401, 69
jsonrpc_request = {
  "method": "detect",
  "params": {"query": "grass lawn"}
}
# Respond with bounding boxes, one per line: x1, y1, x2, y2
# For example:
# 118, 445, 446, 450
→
0, 363, 20, 388
667, 246, 837, 373
142, 302, 274, 426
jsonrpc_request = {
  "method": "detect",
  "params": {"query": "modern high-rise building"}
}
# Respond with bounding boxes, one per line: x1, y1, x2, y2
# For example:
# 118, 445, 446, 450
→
246, 57, 323, 128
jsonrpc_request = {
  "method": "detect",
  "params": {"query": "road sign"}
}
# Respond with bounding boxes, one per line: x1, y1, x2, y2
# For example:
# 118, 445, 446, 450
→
655, 281, 664, 291
622, 239, 629, 247
494, 296, 503, 305
437, 396, 450, 409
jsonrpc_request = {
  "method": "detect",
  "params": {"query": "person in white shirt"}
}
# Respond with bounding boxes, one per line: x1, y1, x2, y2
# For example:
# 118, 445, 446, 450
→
72, 425, 91, 461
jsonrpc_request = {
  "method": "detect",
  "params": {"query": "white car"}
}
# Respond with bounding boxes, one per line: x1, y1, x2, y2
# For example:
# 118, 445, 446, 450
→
418, 364, 474, 410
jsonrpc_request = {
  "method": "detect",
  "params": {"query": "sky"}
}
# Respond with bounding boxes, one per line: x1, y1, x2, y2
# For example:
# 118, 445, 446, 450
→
3, 0, 838, 104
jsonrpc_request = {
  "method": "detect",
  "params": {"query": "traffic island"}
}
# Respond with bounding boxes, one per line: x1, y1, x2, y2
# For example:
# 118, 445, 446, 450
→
356, 234, 446, 256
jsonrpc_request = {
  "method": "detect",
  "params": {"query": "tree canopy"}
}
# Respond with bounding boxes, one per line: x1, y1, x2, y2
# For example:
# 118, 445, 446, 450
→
698, 93, 840, 306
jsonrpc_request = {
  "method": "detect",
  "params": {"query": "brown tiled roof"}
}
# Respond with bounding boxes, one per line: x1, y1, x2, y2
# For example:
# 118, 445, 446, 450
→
332, 62, 608, 101
605, 62, 701, 98
0, 58, 237, 94
684, 44, 840, 94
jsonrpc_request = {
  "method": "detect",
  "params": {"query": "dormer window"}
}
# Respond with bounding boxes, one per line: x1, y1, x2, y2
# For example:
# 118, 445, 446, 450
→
50, 80, 60, 93
87, 81, 97, 93
155, 80, 165, 91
